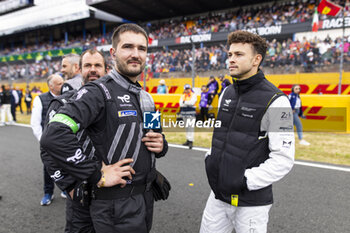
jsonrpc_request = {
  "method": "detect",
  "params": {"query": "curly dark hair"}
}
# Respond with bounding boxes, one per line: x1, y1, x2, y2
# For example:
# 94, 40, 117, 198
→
227, 30, 268, 66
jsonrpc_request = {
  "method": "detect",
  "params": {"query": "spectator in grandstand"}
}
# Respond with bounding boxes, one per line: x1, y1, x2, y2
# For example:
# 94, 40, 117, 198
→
10, 86, 19, 122
206, 75, 218, 106
0, 85, 14, 126
201, 30, 294, 233
218, 74, 231, 96
24, 88, 32, 114
31, 86, 42, 93
157, 79, 168, 94
60, 53, 83, 93
289, 84, 310, 146
199, 85, 210, 121
31, 74, 64, 206
180, 84, 197, 149
41, 49, 107, 232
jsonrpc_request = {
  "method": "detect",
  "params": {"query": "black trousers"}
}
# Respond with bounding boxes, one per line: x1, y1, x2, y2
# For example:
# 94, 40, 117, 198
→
43, 166, 54, 195
10, 103, 16, 121
200, 107, 209, 121
25, 101, 31, 114
17, 102, 23, 114
89, 191, 154, 233
65, 197, 95, 233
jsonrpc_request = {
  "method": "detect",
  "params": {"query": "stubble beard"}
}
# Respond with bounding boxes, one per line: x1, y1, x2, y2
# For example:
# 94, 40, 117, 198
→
230, 66, 252, 80
116, 57, 145, 78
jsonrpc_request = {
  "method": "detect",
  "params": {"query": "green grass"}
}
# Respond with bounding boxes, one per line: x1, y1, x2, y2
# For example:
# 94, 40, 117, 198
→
16, 111, 350, 166
164, 130, 350, 166
16, 110, 31, 124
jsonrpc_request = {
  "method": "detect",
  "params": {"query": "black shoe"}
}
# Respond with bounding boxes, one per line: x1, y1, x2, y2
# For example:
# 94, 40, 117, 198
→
182, 140, 189, 146
188, 141, 193, 149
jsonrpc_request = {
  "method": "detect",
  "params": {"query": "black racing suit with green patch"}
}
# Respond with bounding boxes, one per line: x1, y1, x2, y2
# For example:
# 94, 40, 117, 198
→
41, 89, 96, 233
41, 90, 95, 193
41, 69, 167, 232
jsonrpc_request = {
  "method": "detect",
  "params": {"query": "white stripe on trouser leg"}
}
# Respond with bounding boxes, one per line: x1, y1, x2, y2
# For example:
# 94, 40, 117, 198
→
200, 191, 272, 233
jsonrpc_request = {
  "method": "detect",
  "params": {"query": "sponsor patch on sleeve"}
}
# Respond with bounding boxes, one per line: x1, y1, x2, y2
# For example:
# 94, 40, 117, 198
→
49, 113, 79, 133
118, 110, 137, 117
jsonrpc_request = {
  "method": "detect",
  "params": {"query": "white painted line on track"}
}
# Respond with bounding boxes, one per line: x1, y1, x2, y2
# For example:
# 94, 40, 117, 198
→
13, 123, 31, 128
168, 143, 209, 152
294, 161, 350, 172
12, 124, 350, 172
168, 144, 350, 173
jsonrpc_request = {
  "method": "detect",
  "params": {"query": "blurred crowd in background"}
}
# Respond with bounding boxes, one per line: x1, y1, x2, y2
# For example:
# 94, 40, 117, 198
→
1, 0, 350, 81
1, 35, 349, 81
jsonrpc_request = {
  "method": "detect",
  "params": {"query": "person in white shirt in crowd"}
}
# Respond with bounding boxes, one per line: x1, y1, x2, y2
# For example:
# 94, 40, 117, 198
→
10, 86, 19, 122
179, 84, 197, 149
0, 85, 14, 126
288, 84, 310, 146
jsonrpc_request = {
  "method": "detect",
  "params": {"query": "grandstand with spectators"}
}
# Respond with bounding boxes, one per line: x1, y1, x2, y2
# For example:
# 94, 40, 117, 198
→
0, 0, 349, 83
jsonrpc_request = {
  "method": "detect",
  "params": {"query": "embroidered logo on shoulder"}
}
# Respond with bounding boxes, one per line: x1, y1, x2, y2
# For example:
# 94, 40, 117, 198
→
118, 110, 137, 117
76, 88, 88, 100
62, 86, 70, 93
224, 99, 231, 107
48, 110, 56, 121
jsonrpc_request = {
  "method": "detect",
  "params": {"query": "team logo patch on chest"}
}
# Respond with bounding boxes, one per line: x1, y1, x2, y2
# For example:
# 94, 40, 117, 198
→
118, 110, 137, 117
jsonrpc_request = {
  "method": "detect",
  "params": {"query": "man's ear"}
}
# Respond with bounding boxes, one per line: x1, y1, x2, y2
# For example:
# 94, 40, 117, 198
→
110, 48, 116, 58
73, 63, 80, 73
254, 54, 262, 67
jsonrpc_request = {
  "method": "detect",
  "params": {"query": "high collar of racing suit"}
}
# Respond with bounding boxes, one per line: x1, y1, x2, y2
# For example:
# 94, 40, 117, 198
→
110, 68, 142, 95
232, 69, 265, 94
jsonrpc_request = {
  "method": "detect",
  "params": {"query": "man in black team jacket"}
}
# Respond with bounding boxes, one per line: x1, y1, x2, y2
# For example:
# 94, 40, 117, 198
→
41, 24, 168, 233
41, 49, 107, 233
200, 31, 294, 233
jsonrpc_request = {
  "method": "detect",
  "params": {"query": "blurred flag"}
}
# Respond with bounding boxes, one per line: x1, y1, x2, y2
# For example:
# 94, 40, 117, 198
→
317, 0, 343, 16
312, 9, 319, 32
148, 33, 154, 45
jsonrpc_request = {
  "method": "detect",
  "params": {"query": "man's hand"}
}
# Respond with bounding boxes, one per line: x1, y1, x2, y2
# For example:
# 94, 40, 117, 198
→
98, 159, 135, 188
69, 189, 74, 199
141, 131, 163, 154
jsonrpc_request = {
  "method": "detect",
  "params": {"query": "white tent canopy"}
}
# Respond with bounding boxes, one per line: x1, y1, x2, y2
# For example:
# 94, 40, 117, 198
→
0, 0, 123, 36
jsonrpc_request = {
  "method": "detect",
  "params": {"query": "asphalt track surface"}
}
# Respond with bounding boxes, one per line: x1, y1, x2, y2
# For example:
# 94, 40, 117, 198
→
0, 125, 349, 233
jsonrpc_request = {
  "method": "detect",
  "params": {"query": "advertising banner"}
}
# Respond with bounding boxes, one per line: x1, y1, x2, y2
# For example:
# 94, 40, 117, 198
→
0, 47, 82, 62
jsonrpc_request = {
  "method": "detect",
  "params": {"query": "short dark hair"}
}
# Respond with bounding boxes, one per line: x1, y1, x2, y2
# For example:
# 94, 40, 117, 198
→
227, 30, 268, 66
79, 49, 107, 72
111, 23, 148, 48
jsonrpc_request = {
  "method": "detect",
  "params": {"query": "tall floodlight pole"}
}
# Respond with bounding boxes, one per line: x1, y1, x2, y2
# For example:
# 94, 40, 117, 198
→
21, 59, 29, 85
338, 7, 345, 95
190, 37, 196, 88
5, 61, 12, 86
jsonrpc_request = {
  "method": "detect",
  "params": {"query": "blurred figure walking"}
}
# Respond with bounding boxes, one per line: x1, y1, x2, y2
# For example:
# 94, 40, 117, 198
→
289, 85, 310, 146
